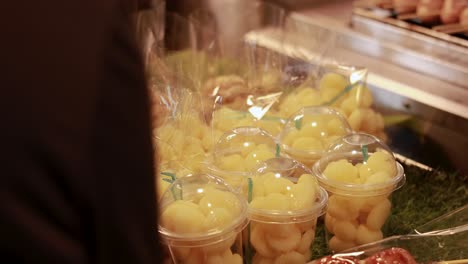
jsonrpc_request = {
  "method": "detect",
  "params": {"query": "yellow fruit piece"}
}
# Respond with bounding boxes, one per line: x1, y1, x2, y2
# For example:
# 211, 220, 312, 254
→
355, 224, 383, 245
245, 149, 275, 171
171, 246, 191, 260
262, 223, 299, 238
340, 97, 358, 116
206, 254, 224, 264
366, 151, 397, 177
296, 219, 316, 233
327, 195, 359, 220
365, 171, 393, 184
161, 200, 206, 233
218, 154, 245, 172
203, 232, 237, 254
298, 88, 321, 106
262, 193, 291, 211
266, 224, 302, 253
348, 108, 363, 131
282, 130, 300, 147
250, 197, 268, 210
303, 249, 312, 262
240, 141, 257, 157
289, 183, 315, 210
319, 73, 349, 101
298, 124, 325, 138
250, 225, 277, 258
323, 159, 358, 183
252, 177, 266, 199
358, 163, 373, 183
253, 254, 275, 264
184, 248, 204, 264
264, 176, 293, 195
198, 188, 242, 216
291, 137, 323, 151
328, 236, 357, 253
273, 251, 306, 264
333, 220, 358, 242
203, 208, 234, 230
325, 213, 337, 233
227, 253, 243, 264
327, 118, 347, 136
349, 84, 373, 108
297, 229, 316, 254
366, 198, 391, 230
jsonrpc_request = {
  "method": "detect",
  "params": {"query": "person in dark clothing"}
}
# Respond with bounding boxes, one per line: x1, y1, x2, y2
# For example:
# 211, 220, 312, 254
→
0, 1, 163, 263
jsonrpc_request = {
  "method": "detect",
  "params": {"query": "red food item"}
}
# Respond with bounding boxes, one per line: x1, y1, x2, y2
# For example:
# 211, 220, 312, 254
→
364, 247, 417, 264
315, 255, 360, 264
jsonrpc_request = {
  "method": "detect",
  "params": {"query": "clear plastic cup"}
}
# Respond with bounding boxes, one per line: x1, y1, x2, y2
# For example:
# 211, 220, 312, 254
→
279, 106, 352, 168
206, 126, 278, 191
158, 174, 249, 264
245, 157, 328, 263
312, 133, 405, 253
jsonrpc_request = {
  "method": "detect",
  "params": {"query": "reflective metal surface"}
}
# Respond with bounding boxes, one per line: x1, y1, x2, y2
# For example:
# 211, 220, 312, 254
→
245, 19, 468, 175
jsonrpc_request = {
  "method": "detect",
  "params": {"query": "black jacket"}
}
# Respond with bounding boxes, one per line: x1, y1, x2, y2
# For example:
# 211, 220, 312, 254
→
0, 1, 162, 263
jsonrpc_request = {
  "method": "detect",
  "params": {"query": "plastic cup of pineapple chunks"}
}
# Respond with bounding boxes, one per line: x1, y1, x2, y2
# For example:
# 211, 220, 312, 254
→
206, 126, 278, 191
158, 173, 249, 264
245, 157, 328, 263
312, 133, 405, 253
279, 106, 352, 168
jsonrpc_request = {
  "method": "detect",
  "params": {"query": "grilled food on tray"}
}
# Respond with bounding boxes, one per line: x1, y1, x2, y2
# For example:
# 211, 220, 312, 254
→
441, 0, 468, 24
417, 0, 444, 23
393, 0, 418, 14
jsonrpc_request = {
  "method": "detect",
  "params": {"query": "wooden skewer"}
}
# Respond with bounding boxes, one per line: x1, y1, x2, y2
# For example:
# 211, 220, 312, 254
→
433, 22, 465, 30
397, 10, 441, 20
435, 24, 468, 33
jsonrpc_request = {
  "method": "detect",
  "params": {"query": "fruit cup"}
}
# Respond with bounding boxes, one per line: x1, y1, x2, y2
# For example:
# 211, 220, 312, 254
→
158, 174, 249, 264
279, 106, 352, 168
206, 126, 278, 191
245, 157, 328, 263
312, 133, 405, 252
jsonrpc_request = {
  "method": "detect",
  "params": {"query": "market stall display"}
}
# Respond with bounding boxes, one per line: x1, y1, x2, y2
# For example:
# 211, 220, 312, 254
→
312, 133, 405, 252
159, 174, 249, 264
137, 1, 468, 263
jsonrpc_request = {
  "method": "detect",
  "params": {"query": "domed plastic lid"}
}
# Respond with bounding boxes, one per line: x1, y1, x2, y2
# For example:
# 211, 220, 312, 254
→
211, 126, 278, 174
279, 106, 352, 164
158, 174, 249, 247
313, 133, 405, 197
246, 157, 328, 223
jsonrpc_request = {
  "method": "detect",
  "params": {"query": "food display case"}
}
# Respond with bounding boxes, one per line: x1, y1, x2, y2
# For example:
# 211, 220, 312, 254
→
139, 0, 468, 263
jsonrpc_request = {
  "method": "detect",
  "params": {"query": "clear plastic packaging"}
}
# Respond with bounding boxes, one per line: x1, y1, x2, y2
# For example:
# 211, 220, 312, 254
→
158, 174, 249, 264
313, 133, 405, 252
245, 157, 329, 264
309, 224, 468, 263
310, 205, 468, 263
279, 106, 352, 167
206, 127, 278, 190
414, 204, 468, 234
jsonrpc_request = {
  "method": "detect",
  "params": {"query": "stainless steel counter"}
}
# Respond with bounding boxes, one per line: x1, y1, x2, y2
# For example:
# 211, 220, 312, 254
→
246, 1, 468, 174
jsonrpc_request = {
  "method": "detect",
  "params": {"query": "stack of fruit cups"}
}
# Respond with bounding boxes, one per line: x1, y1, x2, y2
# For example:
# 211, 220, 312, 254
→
246, 157, 328, 264
158, 174, 249, 264
312, 133, 406, 252
279, 106, 352, 168
206, 126, 278, 192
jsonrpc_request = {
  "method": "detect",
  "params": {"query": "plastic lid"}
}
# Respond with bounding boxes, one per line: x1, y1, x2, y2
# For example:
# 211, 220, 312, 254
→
313, 133, 405, 197
158, 174, 249, 247
211, 126, 278, 174
279, 106, 352, 163
247, 157, 328, 223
